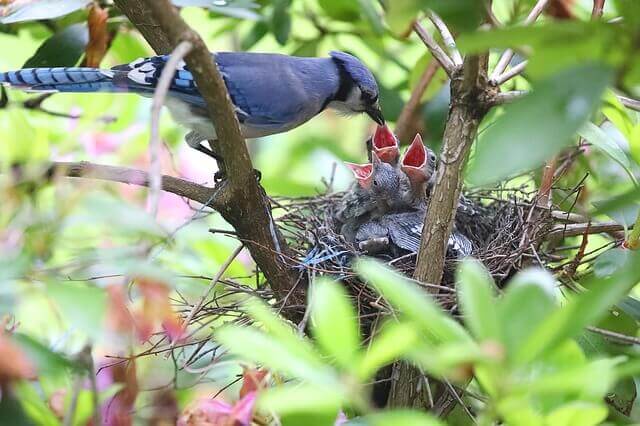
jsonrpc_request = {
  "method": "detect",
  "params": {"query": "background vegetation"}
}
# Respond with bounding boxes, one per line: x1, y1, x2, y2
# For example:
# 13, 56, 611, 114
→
0, 0, 640, 425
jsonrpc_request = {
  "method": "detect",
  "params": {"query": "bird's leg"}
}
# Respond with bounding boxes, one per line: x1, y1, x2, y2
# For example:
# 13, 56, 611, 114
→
185, 131, 261, 183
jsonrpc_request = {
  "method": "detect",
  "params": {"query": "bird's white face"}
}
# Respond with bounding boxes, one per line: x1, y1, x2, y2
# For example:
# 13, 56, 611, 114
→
327, 85, 369, 115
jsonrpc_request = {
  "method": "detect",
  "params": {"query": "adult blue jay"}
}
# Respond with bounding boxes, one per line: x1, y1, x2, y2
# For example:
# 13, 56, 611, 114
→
0, 51, 384, 158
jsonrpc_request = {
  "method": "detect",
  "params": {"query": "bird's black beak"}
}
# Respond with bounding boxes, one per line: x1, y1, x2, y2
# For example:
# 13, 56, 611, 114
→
366, 106, 385, 126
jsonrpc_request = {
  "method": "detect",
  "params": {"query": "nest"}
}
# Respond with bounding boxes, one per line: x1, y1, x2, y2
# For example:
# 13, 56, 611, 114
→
271, 179, 558, 320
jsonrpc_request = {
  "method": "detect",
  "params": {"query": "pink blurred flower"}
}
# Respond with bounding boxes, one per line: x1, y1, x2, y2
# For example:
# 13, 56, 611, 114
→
178, 392, 256, 426
80, 124, 143, 157
93, 360, 138, 426
335, 411, 348, 425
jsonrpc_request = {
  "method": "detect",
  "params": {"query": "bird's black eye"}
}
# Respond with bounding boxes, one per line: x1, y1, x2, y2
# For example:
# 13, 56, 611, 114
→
373, 180, 379, 186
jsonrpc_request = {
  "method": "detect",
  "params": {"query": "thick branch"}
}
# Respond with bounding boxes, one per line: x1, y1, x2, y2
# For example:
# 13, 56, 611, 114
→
113, 0, 173, 53
114, 0, 301, 303
414, 54, 490, 287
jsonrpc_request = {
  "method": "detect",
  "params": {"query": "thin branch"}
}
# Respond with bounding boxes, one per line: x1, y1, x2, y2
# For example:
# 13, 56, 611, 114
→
413, 21, 456, 77
493, 59, 528, 85
149, 40, 193, 218
587, 325, 640, 345
46, 161, 219, 208
490, 0, 550, 80
546, 221, 628, 240
525, 0, 552, 24
395, 61, 440, 142
592, 0, 606, 19
617, 95, 640, 112
427, 11, 462, 65
489, 90, 528, 106
176, 244, 243, 351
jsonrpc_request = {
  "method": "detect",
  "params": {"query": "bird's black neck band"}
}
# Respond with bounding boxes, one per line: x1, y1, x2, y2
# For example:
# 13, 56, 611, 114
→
319, 61, 353, 112
333, 64, 353, 102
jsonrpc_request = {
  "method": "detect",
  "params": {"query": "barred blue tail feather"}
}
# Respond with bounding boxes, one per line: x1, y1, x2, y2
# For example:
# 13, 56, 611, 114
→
0, 67, 123, 93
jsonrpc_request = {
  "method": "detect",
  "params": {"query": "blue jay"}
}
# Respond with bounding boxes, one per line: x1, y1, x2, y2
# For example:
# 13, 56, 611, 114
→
0, 51, 384, 158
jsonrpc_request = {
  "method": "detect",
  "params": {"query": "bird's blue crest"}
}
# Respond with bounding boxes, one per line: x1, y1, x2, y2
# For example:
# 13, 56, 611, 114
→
329, 51, 378, 100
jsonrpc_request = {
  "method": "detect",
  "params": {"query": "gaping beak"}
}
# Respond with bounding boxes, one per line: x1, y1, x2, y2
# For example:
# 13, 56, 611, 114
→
345, 162, 373, 189
401, 133, 429, 185
366, 105, 385, 126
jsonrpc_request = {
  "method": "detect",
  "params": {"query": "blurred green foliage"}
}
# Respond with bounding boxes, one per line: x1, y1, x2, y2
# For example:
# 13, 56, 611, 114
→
0, 0, 639, 425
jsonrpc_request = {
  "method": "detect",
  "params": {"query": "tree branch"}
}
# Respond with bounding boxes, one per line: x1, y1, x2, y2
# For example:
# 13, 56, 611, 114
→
493, 60, 528, 85
394, 61, 440, 142
592, 0, 606, 19
413, 21, 456, 77
488, 90, 528, 106
427, 11, 462, 65
47, 161, 220, 207
149, 40, 193, 218
414, 54, 491, 287
100, 0, 302, 304
489, 0, 550, 81
546, 221, 628, 240
617, 95, 640, 112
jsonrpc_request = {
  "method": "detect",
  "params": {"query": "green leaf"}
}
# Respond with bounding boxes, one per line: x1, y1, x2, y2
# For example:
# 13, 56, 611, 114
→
361, 409, 444, 426
386, 0, 482, 34
385, 0, 423, 35
515, 250, 640, 365
318, 0, 360, 21
357, 321, 418, 380
459, 22, 624, 78
13, 333, 79, 378
425, 0, 483, 33
0, 0, 89, 24
46, 282, 106, 340
545, 401, 608, 426
173, 0, 262, 20
241, 21, 269, 50
456, 259, 500, 342
468, 64, 612, 186
23, 24, 88, 68
310, 279, 361, 370
499, 269, 557, 362
408, 341, 487, 378
243, 298, 323, 367
215, 325, 337, 386
355, 258, 471, 344
258, 384, 346, 416
271, 0, 291, 45
356, 0, 384, 35
11, 382, 60, 426
593, 248, 631, 278
578, 122, 636, 184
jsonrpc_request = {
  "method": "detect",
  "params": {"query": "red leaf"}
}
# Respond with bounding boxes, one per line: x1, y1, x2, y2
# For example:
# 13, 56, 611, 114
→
546, 0, 575, 19
239, 368, 268, 398
105, 284, 135, 336
85, 4, 109, 67
0, 333, 36, 385
135, 278, 183, 343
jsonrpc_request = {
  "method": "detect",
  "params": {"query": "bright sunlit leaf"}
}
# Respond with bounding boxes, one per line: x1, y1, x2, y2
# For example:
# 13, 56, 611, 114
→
310, 279, 361, 371
468, 64, 612, 186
